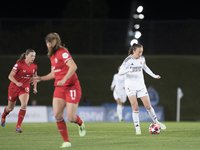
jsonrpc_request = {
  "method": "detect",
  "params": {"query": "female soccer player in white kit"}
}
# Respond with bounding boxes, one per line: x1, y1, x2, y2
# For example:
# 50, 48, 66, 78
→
119, 43, 166, 135
111, 66, 127, 122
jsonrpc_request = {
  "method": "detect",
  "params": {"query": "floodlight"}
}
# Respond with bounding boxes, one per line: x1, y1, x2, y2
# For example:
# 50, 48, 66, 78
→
137, 6, 143, 13
130, 39, 138, 45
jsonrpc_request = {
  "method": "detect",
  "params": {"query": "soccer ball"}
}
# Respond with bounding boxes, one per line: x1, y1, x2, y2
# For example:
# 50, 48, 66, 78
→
149, 123, 161, 135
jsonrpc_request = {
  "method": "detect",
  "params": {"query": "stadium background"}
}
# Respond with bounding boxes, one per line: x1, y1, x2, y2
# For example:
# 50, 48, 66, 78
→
0, 0, 200, 122
0, 55, 199, 121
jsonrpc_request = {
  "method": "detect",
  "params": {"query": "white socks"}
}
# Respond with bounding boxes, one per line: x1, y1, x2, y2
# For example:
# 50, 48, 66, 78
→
117, 105, 123, 121
132, 107, 158, 132
147, 107, 158, 123
132, 111, 140, 131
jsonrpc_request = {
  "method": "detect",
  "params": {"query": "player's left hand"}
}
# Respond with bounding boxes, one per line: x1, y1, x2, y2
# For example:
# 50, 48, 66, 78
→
157, 75, 161, 79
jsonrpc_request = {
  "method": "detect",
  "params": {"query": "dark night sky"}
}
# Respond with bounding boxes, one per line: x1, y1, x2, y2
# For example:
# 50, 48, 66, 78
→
0, 0, 200, 20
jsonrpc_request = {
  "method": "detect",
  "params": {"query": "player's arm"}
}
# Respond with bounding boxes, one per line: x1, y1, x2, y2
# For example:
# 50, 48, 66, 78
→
118, 62, 134, 75
33, 71, 38, 94
111, 75, 116, 91
8, 70, 23, 87
57, 59, 77, 86
40, 67, 55, 81
32, 67, 55, 83
143, 63, 161, 79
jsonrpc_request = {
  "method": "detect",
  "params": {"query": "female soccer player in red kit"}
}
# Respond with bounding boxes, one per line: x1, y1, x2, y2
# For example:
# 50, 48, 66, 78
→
1, 49, 38, 133
32, 33, 86, 148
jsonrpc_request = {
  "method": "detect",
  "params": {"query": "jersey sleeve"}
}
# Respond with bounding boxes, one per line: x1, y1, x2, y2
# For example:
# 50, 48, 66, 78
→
12, 62, 20, 73
142, 57, 159, 79
119, 59, 132, 75
60, 49, 72, 63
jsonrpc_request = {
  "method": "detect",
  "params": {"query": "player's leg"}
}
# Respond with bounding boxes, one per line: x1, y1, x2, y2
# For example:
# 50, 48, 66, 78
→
53, 87, 72, 148
66, 85, 86, 137
2, 89, 18, 127
119, 92, 127, 122
113, 90, 119, 118
1, 101, 16, 127
15, 93, 29, 132
116, 98, 123, 122
53, 97, 71, 146
66, 103, 86, 137
140, 95, 166, 130
128, 95, 141, 134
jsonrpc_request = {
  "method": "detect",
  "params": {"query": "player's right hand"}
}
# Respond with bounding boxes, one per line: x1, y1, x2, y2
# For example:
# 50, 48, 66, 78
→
16, 82, 23, 87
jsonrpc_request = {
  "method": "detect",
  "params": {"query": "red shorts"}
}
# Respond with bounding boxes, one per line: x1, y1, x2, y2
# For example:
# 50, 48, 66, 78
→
8, 85, 30, 102
53, 83, 82, 104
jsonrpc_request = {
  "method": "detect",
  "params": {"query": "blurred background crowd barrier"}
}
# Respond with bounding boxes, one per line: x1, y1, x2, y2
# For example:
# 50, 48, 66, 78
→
0, 106, 164, 122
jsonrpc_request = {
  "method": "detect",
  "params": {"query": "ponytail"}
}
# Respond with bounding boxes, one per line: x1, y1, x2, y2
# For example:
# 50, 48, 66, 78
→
128, 43, 143, 55
17, 53, 26, 62
17, 49, 35, 62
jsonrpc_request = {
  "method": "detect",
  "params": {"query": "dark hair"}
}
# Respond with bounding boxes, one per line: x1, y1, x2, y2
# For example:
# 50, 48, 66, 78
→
17, 49, 36, 62
45, 32, 62, 58
128, 43, 143, 55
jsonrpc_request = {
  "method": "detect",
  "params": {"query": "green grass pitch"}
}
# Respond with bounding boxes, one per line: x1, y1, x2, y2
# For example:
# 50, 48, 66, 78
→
0, 122, 200, 150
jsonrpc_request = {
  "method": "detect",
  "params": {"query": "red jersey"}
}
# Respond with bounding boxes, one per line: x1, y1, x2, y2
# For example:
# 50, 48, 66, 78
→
10, 59, 38, 89
50, 47, 79, 87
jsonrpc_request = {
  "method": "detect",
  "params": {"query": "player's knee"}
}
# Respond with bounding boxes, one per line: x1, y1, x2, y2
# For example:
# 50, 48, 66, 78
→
131, 105, 139, 111
145, 104, 151, 110
21, 104, 27, 109
67, 115, 76, 122
7, 106, 14, 112
131, 103, 139, 111
54, 113, 63, 120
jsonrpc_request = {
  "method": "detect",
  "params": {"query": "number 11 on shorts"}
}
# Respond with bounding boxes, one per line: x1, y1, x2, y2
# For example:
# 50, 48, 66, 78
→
70, 90, 76, 100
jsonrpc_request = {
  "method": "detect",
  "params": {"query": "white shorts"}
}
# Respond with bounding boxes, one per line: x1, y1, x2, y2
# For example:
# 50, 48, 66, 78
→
113, 89, 127, 103
125, 87, 148, 98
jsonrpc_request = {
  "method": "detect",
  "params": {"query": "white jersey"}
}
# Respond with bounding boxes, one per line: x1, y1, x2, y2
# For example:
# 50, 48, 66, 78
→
111, 73, 127, 102
119, 55, 158, 91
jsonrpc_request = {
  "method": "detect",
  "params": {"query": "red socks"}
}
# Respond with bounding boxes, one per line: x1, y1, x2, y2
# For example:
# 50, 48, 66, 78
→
56, 118, 70, 142
2, 107, 10, 119
56, 115, 82, 142
75, 115, 83, 126
16, 108, 26, 127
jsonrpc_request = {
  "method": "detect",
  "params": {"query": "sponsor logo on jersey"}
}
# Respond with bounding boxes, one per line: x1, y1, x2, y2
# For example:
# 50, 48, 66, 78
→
54, 69, 61, 72
52, 66, 61, 73
23, 70, 26, 72
130, 66, 142, 72
14, 64, 18, 67
21, 75, 31, 79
